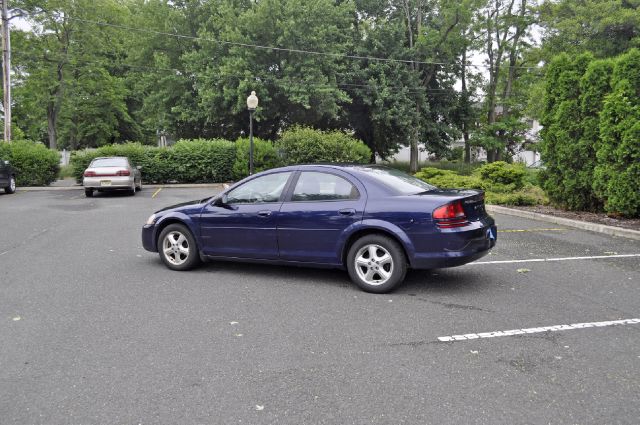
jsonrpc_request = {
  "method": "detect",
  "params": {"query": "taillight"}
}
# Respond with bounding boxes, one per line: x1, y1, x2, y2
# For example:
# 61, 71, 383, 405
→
116, 169, 130, 176
84, 170, 96, 177
433, 201, 469, 228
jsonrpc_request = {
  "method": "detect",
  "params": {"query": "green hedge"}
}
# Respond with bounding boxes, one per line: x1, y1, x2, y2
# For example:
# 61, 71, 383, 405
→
0, 140, 60, 186
70, 140, 236, 183
277, 127, 371, 164
233, 137, 282, 179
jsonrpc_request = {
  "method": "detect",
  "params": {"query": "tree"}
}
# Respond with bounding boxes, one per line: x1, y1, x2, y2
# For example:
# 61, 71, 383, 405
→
12, 0, 137, 149
594, 49, 640, 216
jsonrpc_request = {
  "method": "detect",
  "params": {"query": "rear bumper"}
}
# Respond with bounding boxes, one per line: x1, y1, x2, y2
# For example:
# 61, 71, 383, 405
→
83, 175, 134, 189
411, 223, 497, 269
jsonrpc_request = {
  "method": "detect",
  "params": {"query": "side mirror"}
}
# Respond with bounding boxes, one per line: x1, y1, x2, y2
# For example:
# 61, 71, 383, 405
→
136, 165, 142, 170
3, 160, 9, 165
213, 194, 228, 207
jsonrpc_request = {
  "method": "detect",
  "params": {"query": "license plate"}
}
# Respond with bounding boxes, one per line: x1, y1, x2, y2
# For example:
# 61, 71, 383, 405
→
100, 180, 112, 187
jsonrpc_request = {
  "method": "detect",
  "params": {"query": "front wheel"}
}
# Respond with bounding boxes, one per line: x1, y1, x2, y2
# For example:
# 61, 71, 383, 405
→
158, 223, 201, 271
346, 234, 407, 293
4, 175, 16, 194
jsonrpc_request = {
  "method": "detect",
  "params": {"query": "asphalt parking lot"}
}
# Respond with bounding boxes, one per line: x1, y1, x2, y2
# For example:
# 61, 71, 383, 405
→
1, 188, 639, 424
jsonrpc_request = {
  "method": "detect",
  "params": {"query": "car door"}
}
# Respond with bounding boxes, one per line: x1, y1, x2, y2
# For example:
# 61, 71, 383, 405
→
199, 171, 293, 259
277, 170, 365, 264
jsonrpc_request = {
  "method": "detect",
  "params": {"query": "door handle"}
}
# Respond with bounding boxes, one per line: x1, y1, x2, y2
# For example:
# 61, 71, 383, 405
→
257, 210, 272, 217
338, 208, 356, 216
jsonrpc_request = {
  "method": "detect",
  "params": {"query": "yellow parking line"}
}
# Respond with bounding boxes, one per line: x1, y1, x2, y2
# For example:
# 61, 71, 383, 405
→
500, 228, 567, 233
151, 187, 163, 198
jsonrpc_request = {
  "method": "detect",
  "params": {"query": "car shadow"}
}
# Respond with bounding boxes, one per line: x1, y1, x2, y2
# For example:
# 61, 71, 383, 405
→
190, 260, 490, 295
90, 190, 136, 198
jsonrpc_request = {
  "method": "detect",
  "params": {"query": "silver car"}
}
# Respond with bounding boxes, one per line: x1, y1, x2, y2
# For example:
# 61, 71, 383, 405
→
83, 156, 142, 197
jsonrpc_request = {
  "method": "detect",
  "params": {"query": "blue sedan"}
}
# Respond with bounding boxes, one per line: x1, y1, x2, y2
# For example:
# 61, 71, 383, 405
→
142, 164, 497, 293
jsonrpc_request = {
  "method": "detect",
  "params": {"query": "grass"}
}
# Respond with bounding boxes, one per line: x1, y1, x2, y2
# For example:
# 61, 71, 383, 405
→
58, 164, 75, 179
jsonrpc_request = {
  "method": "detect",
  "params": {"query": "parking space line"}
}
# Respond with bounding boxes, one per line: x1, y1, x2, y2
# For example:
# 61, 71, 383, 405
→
468, 253, 640, 265
151, 188, 163, 198
500, 228, 567, 233
438, 318, 640, 342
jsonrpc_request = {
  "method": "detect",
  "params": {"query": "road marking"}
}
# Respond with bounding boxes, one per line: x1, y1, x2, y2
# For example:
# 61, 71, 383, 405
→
500, 228, 566, 233
468, 253, 640, 265
0, 251, 8, 256
438, 318, 640, 342
151, 188, 163, 198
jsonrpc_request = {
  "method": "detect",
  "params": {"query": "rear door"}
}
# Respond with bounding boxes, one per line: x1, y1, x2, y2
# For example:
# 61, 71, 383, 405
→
277, 170, 365, 264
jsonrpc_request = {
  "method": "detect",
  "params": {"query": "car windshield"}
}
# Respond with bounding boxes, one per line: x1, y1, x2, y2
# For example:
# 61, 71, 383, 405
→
90, 158, 129, 167
356, 165, 438, 194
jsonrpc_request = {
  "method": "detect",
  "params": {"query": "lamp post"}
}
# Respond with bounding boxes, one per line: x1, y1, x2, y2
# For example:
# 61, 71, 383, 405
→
246, 91, 258, 175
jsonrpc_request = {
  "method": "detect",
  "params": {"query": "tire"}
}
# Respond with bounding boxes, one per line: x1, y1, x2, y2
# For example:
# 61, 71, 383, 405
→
85, 188, 94, 197
128, 182, 136, 196
4, 175, 16, 194
136, 179, 142, 191
157, 223, 201, 271
346, 234, 407, 293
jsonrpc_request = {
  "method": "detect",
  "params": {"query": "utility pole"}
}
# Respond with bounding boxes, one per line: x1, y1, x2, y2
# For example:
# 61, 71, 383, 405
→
1, 0, 11, 142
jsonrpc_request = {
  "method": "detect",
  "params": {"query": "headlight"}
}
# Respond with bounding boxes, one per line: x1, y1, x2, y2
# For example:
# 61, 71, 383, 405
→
145, 213, 157, 225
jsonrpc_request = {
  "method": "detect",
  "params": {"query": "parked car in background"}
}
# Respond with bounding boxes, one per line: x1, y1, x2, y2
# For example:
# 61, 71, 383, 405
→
141, 164, 497, 293
83, 156, 142, 197
0, 158, 16, 194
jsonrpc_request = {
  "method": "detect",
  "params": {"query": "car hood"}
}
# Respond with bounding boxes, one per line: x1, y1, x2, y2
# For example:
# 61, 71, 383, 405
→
155, 197, 210, 214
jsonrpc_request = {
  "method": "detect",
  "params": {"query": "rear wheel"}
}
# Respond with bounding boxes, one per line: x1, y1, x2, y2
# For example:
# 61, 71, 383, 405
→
158, 223, 201, 271
84, 188, 94, 197
346, 234, 407, 293
128, 181, 136, 196
4, 175, 16, 194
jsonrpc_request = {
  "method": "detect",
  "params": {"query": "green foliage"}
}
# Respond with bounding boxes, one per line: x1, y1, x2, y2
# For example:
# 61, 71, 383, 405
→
232, 138, 282, 180
277, 127, 371, 165
70, 140, 236, 184
415, 164, 547, 206
540, 53, 609, 211
0, 140, 60, 186
415, 168, 485, 190
593, 49, 640, 216
473, 161, 527, 190
541, 49, 640, 217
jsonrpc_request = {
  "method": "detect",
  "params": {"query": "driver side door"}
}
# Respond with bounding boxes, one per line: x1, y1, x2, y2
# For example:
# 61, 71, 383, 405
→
199, 171, 293, 260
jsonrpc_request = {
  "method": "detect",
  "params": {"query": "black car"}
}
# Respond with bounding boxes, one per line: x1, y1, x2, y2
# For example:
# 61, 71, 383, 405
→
0, 158, 16, 194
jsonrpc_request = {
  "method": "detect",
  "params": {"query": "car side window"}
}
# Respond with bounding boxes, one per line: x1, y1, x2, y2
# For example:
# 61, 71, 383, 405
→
226, 172, 292, 204
291, 172, 359, 202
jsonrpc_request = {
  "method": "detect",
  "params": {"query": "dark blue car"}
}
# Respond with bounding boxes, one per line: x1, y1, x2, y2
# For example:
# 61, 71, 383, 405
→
142, 164, 497, 293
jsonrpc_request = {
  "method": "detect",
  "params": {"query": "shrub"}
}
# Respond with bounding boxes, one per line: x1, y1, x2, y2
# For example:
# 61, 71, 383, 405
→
0, 140, 60, 186
232, 138, 282, 179
474, 161, 526, 190
415, 167, 485, 190
277, 127, 370, 165
169, 139, 235, 183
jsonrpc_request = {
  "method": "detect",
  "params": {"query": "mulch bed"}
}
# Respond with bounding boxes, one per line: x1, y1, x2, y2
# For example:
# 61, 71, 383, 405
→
507, 205, 640, 232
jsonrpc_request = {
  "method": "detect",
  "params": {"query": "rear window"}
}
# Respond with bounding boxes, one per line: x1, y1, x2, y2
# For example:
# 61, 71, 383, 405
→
90, 158, 129, 167
356, 166, 437, 195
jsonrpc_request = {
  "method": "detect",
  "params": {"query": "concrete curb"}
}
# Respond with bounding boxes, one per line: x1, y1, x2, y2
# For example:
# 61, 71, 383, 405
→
18, 183, 227, 191
487, 204, 640, 241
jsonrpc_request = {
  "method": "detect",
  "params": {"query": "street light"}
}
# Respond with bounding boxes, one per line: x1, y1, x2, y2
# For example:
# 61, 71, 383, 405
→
246, 91, 259, 175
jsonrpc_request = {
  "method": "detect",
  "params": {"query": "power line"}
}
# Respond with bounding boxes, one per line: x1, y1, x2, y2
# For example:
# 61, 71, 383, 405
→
43, 15, 544, 72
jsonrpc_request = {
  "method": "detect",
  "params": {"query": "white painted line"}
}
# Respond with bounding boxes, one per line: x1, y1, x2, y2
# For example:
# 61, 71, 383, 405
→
0, 251, 8, 256
468, 253, 640, 265
438, 318, 640, 342
151, 187, 163, 198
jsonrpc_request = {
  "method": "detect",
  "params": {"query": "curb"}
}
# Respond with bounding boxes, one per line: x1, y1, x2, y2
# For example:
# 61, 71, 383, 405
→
18, 183, 227, 191
487, 205, 640, 241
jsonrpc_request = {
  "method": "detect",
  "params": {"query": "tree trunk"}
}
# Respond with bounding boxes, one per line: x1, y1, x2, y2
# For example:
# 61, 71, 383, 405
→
47, 103, 58, 150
